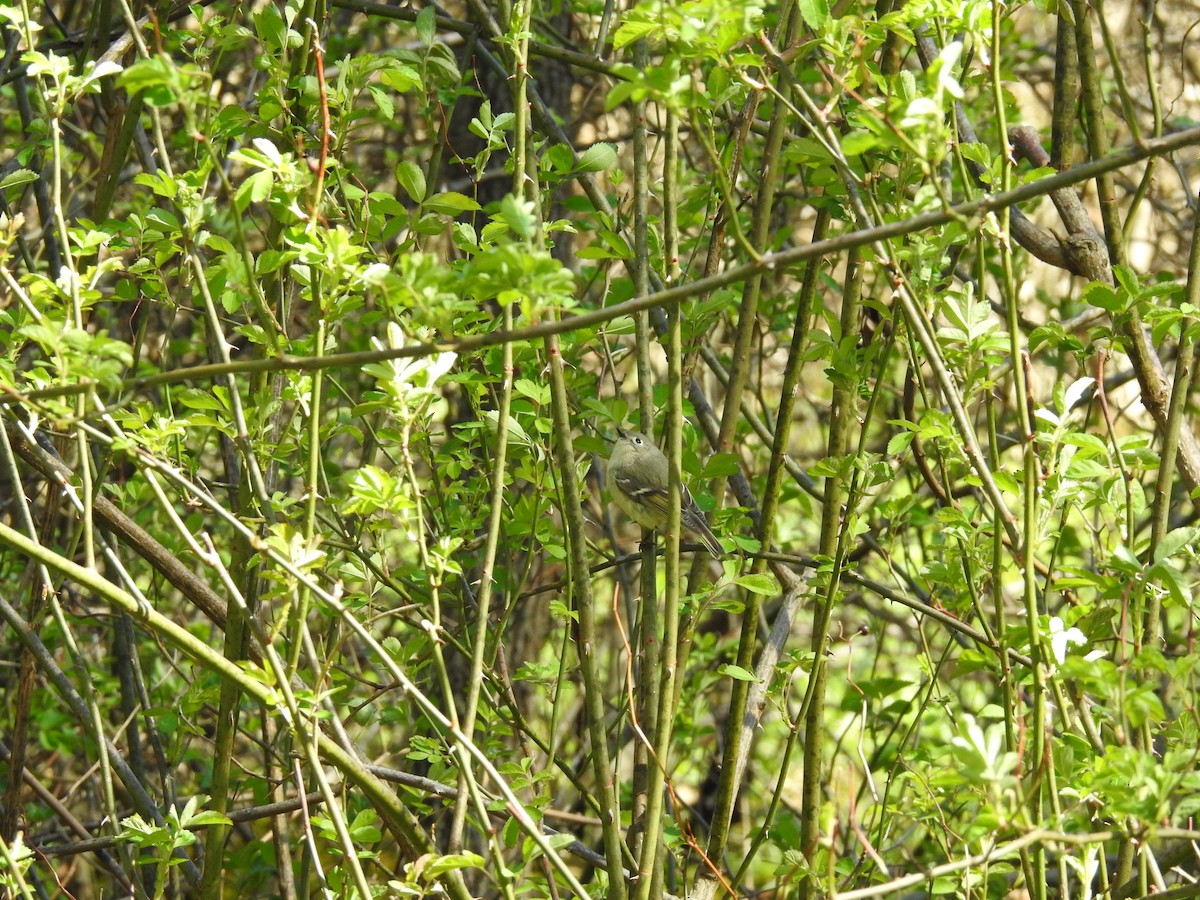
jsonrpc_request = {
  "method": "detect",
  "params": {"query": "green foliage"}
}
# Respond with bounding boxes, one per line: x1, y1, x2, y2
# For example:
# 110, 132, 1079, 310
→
120, 797, 232, 900
2, 0, 1200, 896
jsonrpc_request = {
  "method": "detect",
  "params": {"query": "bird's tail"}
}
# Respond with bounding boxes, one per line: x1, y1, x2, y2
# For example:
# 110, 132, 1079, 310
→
684, 513, 725, 558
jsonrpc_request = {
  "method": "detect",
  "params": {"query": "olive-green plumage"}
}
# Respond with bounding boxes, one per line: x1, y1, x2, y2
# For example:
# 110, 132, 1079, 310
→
608, 429, 724, 557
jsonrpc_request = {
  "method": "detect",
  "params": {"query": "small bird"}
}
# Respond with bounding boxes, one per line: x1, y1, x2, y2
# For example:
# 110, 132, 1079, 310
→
608, 428, 725, 557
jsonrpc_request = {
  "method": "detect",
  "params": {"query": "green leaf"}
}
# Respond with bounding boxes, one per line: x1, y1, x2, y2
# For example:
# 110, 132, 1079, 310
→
575, 142, 617, 173
185, 811, 233, 828
1080, 281, 1124, 312
992, 470, 1020, 495
415, 5, 436, 46
202, 234, 235, 254
840, 129, 876, 156
423, 191, 481, 214
612, 19, 658, 51
254, 3, 285, 51
797, 0, 830, 30
700, 453, 740, 478
423, 852, 486, 879
235, 170, 272, 211
1113, 264, 1140, 296
494, 194, 538, 240
256, 249, 295, 276
605, 80, 640, 112
0, 169, 38, 191
367, 83, 394, 120
735, 573, 779, 596
542, 144, 575, 174
514, 379, 550, 404
1154, 527, 1198, 564
118, 57, 176, 105
176, 389, 227, 412
381, 63, 423, 93
1150, 561, 1189, 610
720, 664, 759, 683
886, 431, 914, 455
396, 161, 427, 203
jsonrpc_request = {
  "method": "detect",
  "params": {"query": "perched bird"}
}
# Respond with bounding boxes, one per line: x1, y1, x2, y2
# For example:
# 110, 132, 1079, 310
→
608, 428, 724, 557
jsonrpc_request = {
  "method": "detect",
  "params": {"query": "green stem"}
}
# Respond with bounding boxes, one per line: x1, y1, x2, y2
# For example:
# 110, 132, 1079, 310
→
702, 1, 797, 875
634, 107, 682, 900
798, 249, 862, 897
546, 331, 627, 899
